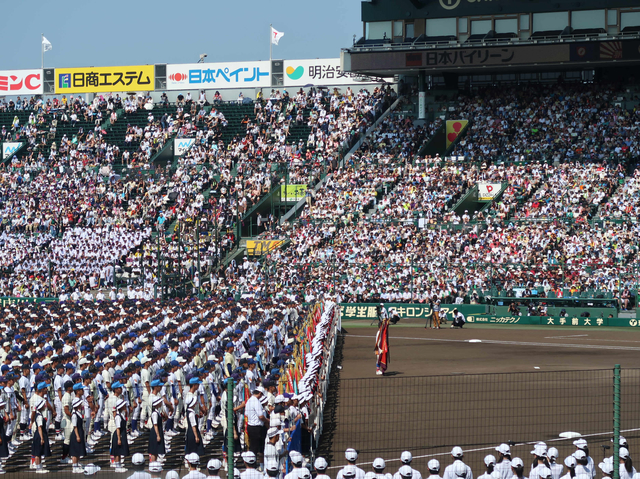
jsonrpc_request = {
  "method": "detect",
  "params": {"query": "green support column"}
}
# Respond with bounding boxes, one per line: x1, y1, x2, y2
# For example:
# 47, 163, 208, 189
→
613, 364, 621, 479
227, 379, 234, 479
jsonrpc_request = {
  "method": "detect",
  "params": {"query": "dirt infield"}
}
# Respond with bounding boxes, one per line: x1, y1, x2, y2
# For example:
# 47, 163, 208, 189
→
317, 320, 640, 477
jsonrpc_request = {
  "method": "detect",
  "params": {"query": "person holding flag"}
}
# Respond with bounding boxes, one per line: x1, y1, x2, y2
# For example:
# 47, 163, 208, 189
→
374, 312, 390, 376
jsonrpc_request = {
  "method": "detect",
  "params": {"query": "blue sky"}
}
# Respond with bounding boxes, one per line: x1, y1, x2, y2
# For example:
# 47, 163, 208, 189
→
2, 0, 363, 69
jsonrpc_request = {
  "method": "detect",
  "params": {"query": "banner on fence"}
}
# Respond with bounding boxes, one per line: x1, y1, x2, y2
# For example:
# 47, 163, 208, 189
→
246, 240, 284, 256
283, 58, 391, 87
55, 65, 154, 93
339, 303, 485, 321
446, 119, 468, 148
175, 138, 196, 156
478, 183, 501, 200
280, 184, 307, 202
2, 142, 23, 160
166, 61, 271, 90
468, 315, 638, 327
0, 297, 57, 307
0, 69, 43, 95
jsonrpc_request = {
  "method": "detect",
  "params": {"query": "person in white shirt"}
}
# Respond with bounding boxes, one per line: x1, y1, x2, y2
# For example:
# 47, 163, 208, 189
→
495, 444, 512, 479
619, 448, 636, 479
477, 455, 500, 479
315, 457, 332, 479
373, 458, 393, 479
427, 460, 443, 479
530, 443, 550, 479
206, 459, 222, 479
560, 457, 577, 479
284, 451, 305, 479
443, 449, 473, 479
182, 454, 207, 479
511, 458, 527, 479
451, 308, 466, 329
337, 449, 366, 479
126, 453, 152, 479
245, 388, 267, 462
240, 452, 263, 479
573, 451, 592, 478
547, 448, 563, 479
394, 452, 422, 479
597, 458, 613, 479
572, 439, 595, 478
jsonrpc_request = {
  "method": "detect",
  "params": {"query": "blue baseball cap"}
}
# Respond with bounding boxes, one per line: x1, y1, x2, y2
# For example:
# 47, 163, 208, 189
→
189, 377, 202, 385
37, 382, 48, 390
73, 383, 83, 391
226, 342, 234, 349
111, 381, 123, 389
150, 379, 164, 387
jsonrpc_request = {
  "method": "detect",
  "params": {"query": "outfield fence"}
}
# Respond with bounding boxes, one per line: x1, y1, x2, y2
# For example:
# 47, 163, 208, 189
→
318, 366, 639, 479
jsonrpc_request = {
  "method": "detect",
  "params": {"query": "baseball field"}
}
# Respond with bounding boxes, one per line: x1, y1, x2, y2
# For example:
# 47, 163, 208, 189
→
317, 319, 640, 476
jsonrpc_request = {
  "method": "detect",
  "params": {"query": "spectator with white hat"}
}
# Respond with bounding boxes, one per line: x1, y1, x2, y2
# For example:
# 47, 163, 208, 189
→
618, 447, 636, 479
394, 452, 422, 479
284, 451, 305, 479
530, 443, 550, 479
573, 439, 595, 478
495, 444, 512, 479
206, 459, 222, 479
149, 461, 163, 479
444, 448, 473, 479
511, 458, 526, 479
241, 451, 263, 479
572, 450, 591, 478
546, 448, 563, 479
373, 458, 393, 479
265, 460, 280, 479
111, 398, 130, 473
598, 458, 613, 479
264, 427, 285, 472
126, 453, 151, 479
560, 457, 576, 479
315, 457, 331, 479
427, 460, 442, 479
477, 455, 499, 479
400, 466, 415, 479
337, 449, 366, 479
183, 453, 206, 479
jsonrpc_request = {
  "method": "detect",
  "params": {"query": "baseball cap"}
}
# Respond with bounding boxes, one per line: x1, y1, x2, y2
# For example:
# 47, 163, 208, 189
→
599, 461, 614, 475
484, 455, 496, 466
207, 459, 222, 471
573, 439, 588, 449
399, 466, 413, 478
548, 447, 559, 460
453, 460, 467, 478
83, 464, 101, 476
242, 451, 256, 464
452, 446, 463, 458
186, 453, 200, 465
166, 471, 180, 479
265, 461, 279, 472
619, 447, 630, 459
132, 453, 145, 466
314, 457, 328, 471
343, 466, 357, 478
565, 456, 577, 468
373, 458, 386, 470
300, 469, 311, 479
289, 451, 303, 466
573, 450, 586, 460
267, 427, 279, 438
428, 459, 440, 472
511, 458, 524, 468
149, 462, 163, 473
401, 451, 412, 464
496, 444, 511, 455
345, 448, 358, 462
531, 443, 547, 457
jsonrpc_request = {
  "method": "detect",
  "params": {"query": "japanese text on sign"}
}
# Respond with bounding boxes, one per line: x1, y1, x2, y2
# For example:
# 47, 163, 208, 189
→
166, 62, 271, 90
55, 65, 154, 94
426, 48, 515, 67
0, 69, 43, 95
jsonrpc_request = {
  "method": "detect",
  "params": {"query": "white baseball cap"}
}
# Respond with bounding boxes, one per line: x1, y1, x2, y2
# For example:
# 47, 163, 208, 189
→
343, 466, 357, 478
290, 451, 303, 466
401, 451, 413, 464
452, 446, 464, 458
399, 465, 413, 478
428, 459, 440, 472
484, 455, 496, 466
599, 461, 614, 475
548, 447, 559, 460
132, 453, 145, 466
267, 427, 279, 439
573, 439, 588, 449
149, 462, 163, 473
565, 456, 577, 468
265, 461, 279, 472
83, 464, 101, 476
531, 443, 547, 457
186, 453, 200, 465
619, 447, 630, 459
511, 458, 524, 468
345, 448, 358, 462
166, 471, 180, 479
207, 459, 222, 471
573, 450, 586, 460
373, 458, 386, 470
300, 469, 311, 479
496, 444, 511, 455
242, 451, 257, 464
314, 457, 328, 471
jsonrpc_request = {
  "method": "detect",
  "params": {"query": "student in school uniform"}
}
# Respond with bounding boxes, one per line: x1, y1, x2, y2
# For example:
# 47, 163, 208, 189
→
510, 458, 526, 479
477, 455, 499, 479
443, 448, 473, 479
573, 439, 595, 478
148, 398, 165, 463
426, 460, 442, 479
0, 398, 9, 474
618, 448, 636, 479
32, 395, 52, 474
547, 448, 563, 479
69, 398, 87, 474
394, 452, 422, 479
111, 399, 130, 473
495, 444, 512, 479
184, 397, 205, 456
530, 443, 550, 479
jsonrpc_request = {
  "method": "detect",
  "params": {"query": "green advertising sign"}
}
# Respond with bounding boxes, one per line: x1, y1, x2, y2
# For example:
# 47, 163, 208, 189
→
280, 184, 307, 202
467, 315, 636, 327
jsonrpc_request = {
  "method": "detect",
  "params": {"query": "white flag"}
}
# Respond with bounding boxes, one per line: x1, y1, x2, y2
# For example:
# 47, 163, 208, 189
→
271, 27, 284, 45
42, 36, 52, 52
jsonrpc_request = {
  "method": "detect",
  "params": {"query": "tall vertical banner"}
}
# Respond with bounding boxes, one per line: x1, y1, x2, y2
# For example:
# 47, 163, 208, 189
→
418, 91, 426, 120
446, 120, 469, 148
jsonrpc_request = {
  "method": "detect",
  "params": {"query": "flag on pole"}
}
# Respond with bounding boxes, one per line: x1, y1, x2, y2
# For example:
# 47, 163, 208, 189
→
42, 36, 52, 52
271, 27, 284, 45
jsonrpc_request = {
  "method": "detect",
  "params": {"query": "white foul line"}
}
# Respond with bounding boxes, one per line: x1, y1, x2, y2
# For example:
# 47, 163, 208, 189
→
343, 334, 640, 352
